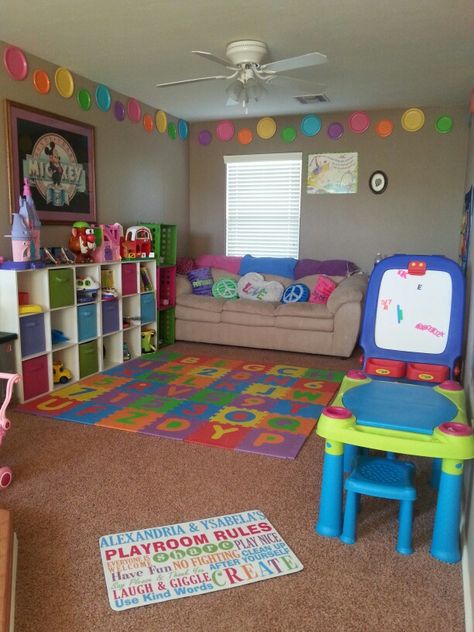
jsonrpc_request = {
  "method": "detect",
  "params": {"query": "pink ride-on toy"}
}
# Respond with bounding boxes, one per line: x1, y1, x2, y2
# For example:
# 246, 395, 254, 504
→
0, 373, 21, 489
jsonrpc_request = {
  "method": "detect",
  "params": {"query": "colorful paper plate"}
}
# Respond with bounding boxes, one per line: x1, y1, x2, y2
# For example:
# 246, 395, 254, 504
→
327, 122, 344, 140
300, 115, 321, 137
256, 117, 277, 140
216, 120, 235, 141
349, 111, 370, 133
168, 121, 177, 139
198, 129, 212, 146
76, 88, 92, 111
127, 98, 141, 123
156, 110, 167, 133
55, 67, 74, 98
114, 101, 126, 121
95, 84, 112, 111
143, 113, 154, 133
281, 126, 297, 143
435, 115, 453, 134
178, 119, 189, 140
3, 46, 28, 80
401, 108, 425, 132
33, 69, 50, 94
375, 119, 394, 138
237, 128, 253, 145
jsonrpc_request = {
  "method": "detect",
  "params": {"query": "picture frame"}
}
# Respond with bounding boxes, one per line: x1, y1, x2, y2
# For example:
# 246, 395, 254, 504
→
5, 100, 97, 224
369, 170, 388, 195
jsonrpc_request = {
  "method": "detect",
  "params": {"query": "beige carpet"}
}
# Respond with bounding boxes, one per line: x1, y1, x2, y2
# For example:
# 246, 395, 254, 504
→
2, 342, 466, 632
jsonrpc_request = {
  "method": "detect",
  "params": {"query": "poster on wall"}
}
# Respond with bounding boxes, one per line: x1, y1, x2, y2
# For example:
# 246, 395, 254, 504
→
5, 100, 96, 224
307, 152, 358, 194
459, 185, 473, 275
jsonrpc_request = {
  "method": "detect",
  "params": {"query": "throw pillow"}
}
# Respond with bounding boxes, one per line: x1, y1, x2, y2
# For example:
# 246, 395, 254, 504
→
239, 254, 297, 279
282, 283, 310, 303
237, 272, 284, 302
177, 256, 195, 275
187, 267, 214, 296
212, 277, 238, 299
294, 259, 359, 279
309, 275, 337, 304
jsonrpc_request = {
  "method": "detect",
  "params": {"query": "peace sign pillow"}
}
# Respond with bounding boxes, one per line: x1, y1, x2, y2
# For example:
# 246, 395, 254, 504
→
281, 283, 310, 303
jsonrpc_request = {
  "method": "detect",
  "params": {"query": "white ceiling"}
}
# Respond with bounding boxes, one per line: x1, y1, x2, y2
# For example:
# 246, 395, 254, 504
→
1, 0, 474, 122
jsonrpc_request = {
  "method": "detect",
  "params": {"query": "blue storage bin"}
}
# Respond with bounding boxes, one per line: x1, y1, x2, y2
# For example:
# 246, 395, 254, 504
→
140, 293, 156, 324
78, 304, 98, 342
20, 313, 46, 357
102, 299, 119, 334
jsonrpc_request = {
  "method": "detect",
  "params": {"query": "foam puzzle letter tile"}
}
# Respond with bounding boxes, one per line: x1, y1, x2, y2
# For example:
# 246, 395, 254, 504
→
185, 422, 252, 449
171, 375, 218, 389
128, 395, 182, 413
236, 429, 308, 459
51, 383, 107, 402
171, 401, 221, 421
210, 406, 265, 427
271, 400, 323, 419
86, 388, 145, 407
266, 365, 308, 378
261, 374, 299, 387
186, 366, 231, 380
18, 395, 79, 416
153, 384, 200, 399
57, 402, 121, 425
141, 416, 203, 440
189, 388, 235, 407
260, 413, 316, 436
96, 408, 159, 431
243, 384, 291, 400
77, 375, 131, 392
231, 394, 274, 411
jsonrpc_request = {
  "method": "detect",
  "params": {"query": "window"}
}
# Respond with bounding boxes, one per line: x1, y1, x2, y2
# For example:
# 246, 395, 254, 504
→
225, 153, 302, 257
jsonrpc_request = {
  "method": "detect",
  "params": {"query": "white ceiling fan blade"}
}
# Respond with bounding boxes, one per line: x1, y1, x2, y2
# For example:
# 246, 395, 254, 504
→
261, 51, 327, 73
156, 75, 230, 88
192, 50, 235, 68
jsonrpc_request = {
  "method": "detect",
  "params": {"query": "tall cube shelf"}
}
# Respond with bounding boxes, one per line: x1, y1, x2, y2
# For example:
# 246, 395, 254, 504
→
0, 259, 159, 403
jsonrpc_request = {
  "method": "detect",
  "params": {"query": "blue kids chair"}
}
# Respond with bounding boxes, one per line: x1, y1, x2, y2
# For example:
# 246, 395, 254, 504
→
340, 455, 417, 555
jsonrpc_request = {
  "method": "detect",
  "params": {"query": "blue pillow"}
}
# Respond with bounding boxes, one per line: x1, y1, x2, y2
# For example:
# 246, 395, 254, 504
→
239, 255, 297, 279
282, 283, 310, 303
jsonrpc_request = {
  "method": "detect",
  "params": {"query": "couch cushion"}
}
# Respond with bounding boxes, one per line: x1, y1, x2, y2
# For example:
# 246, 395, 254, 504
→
275, 302, 334, 332
176, 305, 222, 323
176, 294, 225, 313
221, 311, 275, 327
223, 298, 277, 316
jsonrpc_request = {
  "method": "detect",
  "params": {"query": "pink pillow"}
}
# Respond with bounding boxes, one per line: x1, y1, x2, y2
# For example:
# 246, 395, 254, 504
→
309, 275, 337, 304
195, 254, 242, 275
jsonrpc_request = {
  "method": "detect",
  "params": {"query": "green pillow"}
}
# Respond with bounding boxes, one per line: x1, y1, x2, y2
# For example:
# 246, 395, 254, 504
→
212, 278, 238, 299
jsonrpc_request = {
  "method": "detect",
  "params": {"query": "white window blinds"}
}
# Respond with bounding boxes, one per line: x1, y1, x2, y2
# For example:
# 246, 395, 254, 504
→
225, 153, 302, 257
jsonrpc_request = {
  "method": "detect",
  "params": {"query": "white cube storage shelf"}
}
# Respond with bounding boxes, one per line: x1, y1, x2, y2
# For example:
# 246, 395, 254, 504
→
0, 261, 161, 403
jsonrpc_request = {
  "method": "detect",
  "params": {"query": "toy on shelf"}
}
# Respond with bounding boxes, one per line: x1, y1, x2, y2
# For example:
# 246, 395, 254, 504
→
0, 372, 21, 489
123, 343, 131, 361
76, 276, 100, 302
102, 287, 119, 300
19, 304, 43, 315
41, 246, 75, 266
51, 329, 70, 345
9, 211, 33, 263
141, 329, 156, 353
68, 221, 97, 263
120, 226, 155, 260
52, 361, 72, 385
93, 223, 123, 262
19, 178, 41, 261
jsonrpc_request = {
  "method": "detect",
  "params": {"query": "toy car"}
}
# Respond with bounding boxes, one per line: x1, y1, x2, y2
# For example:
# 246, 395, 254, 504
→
53, 360, 72, 385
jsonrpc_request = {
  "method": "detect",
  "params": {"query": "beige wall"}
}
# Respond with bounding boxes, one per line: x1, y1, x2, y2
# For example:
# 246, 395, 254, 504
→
0, 42, 189, 260
189, 107, 468, 272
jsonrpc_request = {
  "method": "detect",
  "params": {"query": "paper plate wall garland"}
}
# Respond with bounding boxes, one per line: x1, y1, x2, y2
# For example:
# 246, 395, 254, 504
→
300, 114, 321, 137
435, 115, 453, 134
33, 69, 50, 94
3, 45, 28, 80
216, 120, 235, 141
327, 122, 344, 140
55, 67, 74, 98
375, 119, 394, 138
349, 111, 370, 133
143, 113, 154, 133
114, 101, 126, 121
401, 108, 425, 132
238, 128, 253, 145
95, 84, 112, 111
127, 98, 142, 123
77, 88, 92, 111
178, 119, 189, 140
198, 130, 213, 146
281, 126, 297, 143
256, 117, 277, 139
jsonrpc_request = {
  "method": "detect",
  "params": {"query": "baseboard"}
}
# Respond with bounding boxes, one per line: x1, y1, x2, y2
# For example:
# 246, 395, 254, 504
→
463, 541, 473, 632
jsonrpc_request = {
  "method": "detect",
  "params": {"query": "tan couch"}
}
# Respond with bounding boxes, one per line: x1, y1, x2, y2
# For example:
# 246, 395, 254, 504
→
175, 268, 368, 357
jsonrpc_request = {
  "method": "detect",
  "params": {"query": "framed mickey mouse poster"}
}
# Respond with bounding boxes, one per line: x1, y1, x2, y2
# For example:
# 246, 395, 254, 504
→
5, 100, 97, 223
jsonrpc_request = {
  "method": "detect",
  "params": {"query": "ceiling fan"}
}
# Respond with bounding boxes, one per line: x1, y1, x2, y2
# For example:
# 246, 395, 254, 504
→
156, 40, 327, 110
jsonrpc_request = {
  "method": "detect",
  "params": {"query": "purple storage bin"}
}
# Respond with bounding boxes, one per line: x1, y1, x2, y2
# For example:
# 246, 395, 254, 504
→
102, 299, 119, 334
20, 313, 45, 357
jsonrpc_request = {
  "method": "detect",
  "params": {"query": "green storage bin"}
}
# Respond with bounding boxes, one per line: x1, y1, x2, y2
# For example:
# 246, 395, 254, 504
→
159, 225, 177, 266
49, 268, 75, 309
79, 339, 98, 378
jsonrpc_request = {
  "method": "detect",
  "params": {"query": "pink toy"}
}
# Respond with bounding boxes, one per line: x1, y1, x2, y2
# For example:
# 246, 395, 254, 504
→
310, 275, 337, 304
0, 373, 21, 488
93, 223, 123, 262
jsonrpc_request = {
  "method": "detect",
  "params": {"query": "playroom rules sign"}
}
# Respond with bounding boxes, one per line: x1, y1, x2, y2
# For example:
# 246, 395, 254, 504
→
99, 510, 303, 611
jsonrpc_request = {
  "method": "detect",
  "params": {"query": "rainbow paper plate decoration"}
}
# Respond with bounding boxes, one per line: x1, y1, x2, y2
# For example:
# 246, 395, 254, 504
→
114, 101, 126, 121
300, 115, 322, 137
3, 46, 28, 80
33, 69, 50, 94
238, 128, 253, 145
168, 121, 177, 139
178, 119, 189, 140
216, 120, 235, 141
349, 111, 370, 133
435, 115, 453, 134
401, 108, 425, 132
198, 130, 212, 146
143, 113, 154, 133
55, 67, 74, 98
127, 98, 141, 123
77, 88, 92, 111
281, 126, 297, 143
156, 110, 167, 133
95, 84, 112, 111
375, 119, 394, 138
327, 122, 344, 140
256, 117, 277, 139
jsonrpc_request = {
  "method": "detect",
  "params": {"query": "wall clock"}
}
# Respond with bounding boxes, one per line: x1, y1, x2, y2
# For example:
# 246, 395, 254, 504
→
369, 171, 388, 194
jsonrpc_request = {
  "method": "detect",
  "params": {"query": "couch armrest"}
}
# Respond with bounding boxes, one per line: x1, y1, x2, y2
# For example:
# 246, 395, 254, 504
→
176, 274, 192, 297
326, 273, 368, 314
